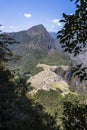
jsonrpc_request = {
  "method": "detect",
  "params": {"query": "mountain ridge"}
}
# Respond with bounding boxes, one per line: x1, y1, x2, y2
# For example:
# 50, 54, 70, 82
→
9, 24, 69, 75
8, 24, 87, 93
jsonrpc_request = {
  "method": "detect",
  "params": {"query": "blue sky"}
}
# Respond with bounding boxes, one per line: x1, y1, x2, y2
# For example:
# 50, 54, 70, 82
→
0, 0, 75, 32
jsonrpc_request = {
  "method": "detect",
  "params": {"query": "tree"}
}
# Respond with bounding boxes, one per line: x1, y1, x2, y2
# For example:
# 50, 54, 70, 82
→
62, 101, 87, 130
0, 27, 60, 130
0, 25, 16, 63
57, 1, 87, 129
57, 0, 87, 81
0, 26, 17, 129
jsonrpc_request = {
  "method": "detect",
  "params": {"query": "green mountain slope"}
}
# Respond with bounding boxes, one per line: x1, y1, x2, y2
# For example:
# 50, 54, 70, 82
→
9, 24, 69, 75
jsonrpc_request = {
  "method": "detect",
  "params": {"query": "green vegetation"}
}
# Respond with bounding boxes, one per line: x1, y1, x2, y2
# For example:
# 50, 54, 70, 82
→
62, 101, 87, 130
34, 90, 63, 114
33, 89, 87, 129
57, 0, 87, 128
55, 67, 64, 76
0, 63, 59, 130
0, 30, 87, 130
0, 30, 60, 130
50, 82, 63, 93
20, 49, 46, 75
0, 0, 87, 129
33, 90, 64, 126
42, 50, 70, 66
58, 0, 87, 81
50, 82, 60, 88
9, 24, 70, 77
56, 0, 87, 128
19, 49, 69, 76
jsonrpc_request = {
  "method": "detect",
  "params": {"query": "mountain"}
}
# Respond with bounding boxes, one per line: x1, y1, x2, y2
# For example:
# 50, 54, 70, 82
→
9, 24, 69, 75
7, 24, 87, 94
10, 24, 56, 55
50, 32, 57, 39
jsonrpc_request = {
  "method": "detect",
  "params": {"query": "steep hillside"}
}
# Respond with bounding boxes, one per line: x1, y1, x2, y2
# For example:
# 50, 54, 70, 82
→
9, 24, 69, 74
10, 24, 56, 56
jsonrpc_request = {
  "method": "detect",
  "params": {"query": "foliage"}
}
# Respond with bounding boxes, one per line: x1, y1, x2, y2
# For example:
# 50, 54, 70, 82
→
0, 28, 16, 128
72, 64, 87, 82
63, 91, 87, 130
42, 50, 69, 66
62, 101, 87, 130
50, 82, 63, 93
33, 90, 64, 128
19, 49, 69, 75
55, 67, 64, 76
0, 26, 16, 62
57, 1, 87, 128
34, 90, 63, 113
58, 0, 87, 56
0, 28, 60, 130
57, 0, 87, 81
33, 89, 87, 129
0, 64, 14, 127
0, 77, 60, 130
64, 93, 87, 103
14, 75, 28, 96
20, 49, 45, 75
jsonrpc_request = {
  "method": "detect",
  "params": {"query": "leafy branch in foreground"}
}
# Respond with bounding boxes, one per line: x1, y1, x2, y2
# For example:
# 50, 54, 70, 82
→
72, 64, 87, 82
0, 25, 18, 63
57, 0, 87, 81
62, 101, 87, 130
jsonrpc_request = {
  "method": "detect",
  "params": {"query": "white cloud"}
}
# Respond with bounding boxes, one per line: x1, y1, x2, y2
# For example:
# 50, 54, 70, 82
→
51, 19, 62, 27
70, 14, 73, 15
9, 26, 20, 31
24, 13, 32, 18
51, 19, 59, 23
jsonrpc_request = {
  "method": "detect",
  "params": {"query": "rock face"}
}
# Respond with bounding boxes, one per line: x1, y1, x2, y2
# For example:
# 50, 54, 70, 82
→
8, 24, 69, 74
61, 67, 87, 94
9, 24, 56, 56
27, 64, 70, 95
68, 75, 87, 94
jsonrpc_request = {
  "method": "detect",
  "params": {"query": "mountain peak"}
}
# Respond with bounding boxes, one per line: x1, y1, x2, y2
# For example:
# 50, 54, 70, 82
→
32, 24, 45, 28
28, 24, 45, 30
27, 24, 48, 36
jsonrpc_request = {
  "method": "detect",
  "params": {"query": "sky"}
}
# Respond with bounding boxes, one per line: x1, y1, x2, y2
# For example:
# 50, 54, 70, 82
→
0, 0, 75, 32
